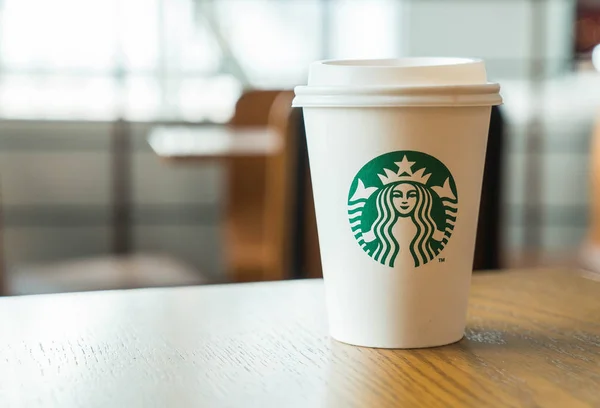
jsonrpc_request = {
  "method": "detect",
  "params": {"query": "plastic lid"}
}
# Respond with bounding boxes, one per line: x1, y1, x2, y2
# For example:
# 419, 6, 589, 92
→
293, 58, 502, 107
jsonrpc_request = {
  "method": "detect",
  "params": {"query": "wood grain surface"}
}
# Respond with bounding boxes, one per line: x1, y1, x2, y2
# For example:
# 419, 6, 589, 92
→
1, 268, 600, 407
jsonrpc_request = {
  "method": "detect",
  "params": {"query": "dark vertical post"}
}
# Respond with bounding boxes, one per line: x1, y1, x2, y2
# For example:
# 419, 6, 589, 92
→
522, 0, 546, 262
111, 118, 132, 255
0, 2, 5, 294
0, 188, 6, 295
111, 1, 132, 255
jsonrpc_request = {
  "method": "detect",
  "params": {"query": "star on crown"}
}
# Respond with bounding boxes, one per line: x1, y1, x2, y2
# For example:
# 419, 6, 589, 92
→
378, 156, 431, 186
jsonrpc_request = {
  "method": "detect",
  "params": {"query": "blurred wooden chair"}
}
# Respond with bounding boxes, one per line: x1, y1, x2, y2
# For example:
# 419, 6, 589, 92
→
581, 110, 600, 272
262, 91, 296, 280
226, 89, 321, 282
261, 93, 321, 280
261, 90, 322, 280
225, 90, 282, 282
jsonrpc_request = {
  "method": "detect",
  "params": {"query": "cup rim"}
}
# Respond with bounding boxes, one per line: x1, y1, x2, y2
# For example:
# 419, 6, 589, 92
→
292, 82, 502, 107
318, 57, 483, 68
295, 82, 499, 95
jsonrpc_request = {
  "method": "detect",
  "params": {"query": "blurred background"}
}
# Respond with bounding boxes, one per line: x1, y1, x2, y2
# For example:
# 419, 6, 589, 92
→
1, 0, 600, 295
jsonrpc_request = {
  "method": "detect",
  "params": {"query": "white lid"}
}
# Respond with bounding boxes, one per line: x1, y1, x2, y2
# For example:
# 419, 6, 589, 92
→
293, 58, 502, 107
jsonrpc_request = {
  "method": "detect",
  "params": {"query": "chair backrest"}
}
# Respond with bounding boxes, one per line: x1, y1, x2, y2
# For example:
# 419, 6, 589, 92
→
225, 89, 282, 282
263, 91, 296, 280
588, 110, 600, 249
263, 94, 322, 280
230, 90, 283, 127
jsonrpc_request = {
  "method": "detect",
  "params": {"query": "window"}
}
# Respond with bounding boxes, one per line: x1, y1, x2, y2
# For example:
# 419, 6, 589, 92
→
0, 0, 401, 121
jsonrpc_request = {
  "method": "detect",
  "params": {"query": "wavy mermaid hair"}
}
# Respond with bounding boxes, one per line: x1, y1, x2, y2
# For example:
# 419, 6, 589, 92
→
371, 181, 437, 267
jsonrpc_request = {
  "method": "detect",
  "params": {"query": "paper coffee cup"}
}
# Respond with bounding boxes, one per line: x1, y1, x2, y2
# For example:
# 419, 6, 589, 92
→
293, 58, 502, 349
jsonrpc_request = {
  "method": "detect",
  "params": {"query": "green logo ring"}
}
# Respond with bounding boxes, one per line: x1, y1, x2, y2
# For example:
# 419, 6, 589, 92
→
348, 150, 458, 268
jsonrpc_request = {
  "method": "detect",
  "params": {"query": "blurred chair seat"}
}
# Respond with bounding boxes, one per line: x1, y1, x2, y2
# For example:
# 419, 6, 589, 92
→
8, 254, 208, 296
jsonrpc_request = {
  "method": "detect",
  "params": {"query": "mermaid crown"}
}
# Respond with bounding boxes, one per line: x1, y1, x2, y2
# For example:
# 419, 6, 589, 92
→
350, 155, 457, 202
378, 156, 431, 185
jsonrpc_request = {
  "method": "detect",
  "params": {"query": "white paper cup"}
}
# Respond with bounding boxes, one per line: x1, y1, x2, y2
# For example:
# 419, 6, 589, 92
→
293, 58, 502, 349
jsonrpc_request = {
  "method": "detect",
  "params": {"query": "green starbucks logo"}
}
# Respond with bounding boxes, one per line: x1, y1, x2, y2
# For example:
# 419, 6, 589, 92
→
348, 151, 458, 268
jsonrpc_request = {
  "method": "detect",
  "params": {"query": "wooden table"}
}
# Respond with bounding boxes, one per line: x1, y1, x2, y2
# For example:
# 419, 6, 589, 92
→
147, 125, 280, 160
2, 268, 600, 407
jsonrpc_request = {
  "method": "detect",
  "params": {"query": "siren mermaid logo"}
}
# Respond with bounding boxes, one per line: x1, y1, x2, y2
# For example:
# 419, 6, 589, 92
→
348, 151, 458, 268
